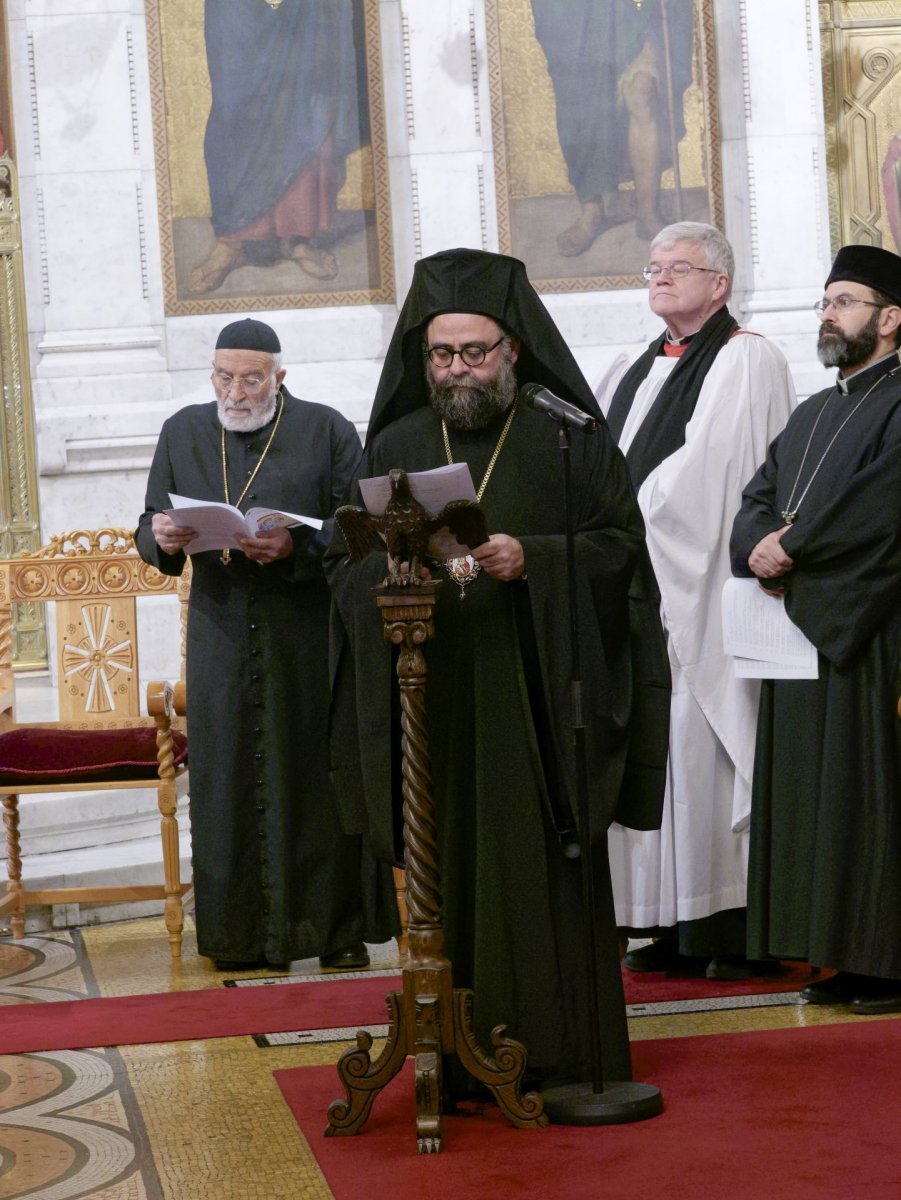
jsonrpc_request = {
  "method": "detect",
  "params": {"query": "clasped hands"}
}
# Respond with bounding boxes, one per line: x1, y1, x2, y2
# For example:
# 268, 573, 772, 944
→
748, 524, 793, 596
151, 512, 294, 564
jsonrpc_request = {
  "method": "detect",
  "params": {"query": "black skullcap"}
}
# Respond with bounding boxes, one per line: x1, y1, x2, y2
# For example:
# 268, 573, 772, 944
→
215, 317, 281, 353
825, 245, 901, 305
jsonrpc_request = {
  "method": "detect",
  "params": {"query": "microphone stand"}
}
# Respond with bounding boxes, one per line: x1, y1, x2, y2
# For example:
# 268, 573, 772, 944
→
538, 413, 663, 1125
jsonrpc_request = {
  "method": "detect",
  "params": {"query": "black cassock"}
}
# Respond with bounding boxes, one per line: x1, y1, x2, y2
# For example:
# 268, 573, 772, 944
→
328, 402, 656, 1085
730, 354, 901, 978
137, 390, 398, 964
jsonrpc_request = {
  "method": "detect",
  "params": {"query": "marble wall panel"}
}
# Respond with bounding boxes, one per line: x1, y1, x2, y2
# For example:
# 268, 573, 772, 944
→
402, 0, 484, 153
27, 11, 136, 173
37, 172, 149, 330
409, 150, 490, 257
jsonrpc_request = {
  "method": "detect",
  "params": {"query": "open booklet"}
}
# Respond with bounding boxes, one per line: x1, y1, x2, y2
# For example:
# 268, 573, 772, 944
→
721, 576, 818, 679
357, 463, 483, 559
165, 493, 323, 556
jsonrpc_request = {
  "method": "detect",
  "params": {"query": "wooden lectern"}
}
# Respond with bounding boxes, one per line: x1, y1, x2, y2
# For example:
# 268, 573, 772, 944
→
325, 582, 548, 1153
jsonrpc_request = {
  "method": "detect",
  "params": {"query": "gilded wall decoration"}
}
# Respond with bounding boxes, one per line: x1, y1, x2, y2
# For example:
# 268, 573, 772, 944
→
486, 0, 722, 293
145, 0, 394, 315
820, 1, 901, 253
0, 0, 45, 668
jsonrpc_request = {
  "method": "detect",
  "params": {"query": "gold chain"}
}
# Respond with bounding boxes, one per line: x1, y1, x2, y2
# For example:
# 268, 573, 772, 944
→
441, 404, 517, 501
219, 392, 284, 563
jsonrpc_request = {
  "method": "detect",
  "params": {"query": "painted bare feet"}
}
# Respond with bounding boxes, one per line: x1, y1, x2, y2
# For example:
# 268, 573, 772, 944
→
556, 202, 611, 257
292, 243, 338, 280
188, 240, 245, 293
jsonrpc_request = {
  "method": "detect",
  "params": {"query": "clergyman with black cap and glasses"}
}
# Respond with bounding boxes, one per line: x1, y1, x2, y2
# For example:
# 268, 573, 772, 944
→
731, 244, 901, 1014
137, 317, 398, 972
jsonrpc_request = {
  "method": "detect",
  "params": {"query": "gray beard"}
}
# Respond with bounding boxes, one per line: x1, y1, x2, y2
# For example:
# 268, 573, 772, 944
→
428, 354, 518, 430
216, 385, 278, 432
817, 312, 879, 371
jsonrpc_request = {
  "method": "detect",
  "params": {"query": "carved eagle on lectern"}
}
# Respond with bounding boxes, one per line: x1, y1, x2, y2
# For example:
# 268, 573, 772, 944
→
336, 468, 488, 587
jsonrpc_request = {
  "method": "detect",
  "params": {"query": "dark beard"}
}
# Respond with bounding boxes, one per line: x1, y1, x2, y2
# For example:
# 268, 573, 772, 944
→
428, 353, 517, 430
817, 309, 880, 370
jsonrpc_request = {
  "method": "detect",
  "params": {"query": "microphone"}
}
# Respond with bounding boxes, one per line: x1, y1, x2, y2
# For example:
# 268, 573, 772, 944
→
519, 383, 597, 432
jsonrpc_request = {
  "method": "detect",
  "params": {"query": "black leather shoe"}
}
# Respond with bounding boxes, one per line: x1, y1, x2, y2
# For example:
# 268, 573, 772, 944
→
799, 972, 863, 1005
318, 943, 370, 970
850, 981, 901, 1015
622, 939, 705, 974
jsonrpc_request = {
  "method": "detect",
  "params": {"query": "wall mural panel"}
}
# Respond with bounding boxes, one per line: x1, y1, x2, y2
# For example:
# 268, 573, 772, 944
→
146, 0, 394, 315
820, 1, 901, 254
487, 0, 721, 293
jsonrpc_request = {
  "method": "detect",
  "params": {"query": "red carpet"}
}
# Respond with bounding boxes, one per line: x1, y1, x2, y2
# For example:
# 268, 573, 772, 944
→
0, 966, 814, 1055
276, 1020, 901, 1199
622, 960, 814, 1004
0, 976, 393, 1054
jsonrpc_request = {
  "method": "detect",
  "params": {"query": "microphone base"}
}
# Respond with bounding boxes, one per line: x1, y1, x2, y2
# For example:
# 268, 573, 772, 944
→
540, 1080, 664, 1125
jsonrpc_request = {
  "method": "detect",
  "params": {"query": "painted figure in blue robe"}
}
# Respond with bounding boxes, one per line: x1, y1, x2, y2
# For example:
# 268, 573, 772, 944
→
189, 0, 368, 293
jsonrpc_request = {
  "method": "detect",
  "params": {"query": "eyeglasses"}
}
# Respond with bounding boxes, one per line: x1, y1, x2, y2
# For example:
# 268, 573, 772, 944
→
427, 337, 505, 368
813, 294, 886, 317
211, 368, 273, 395
642, 262, 720, 281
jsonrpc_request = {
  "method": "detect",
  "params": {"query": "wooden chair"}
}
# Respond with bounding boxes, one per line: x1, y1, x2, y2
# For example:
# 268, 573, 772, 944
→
0, 528, 192, 957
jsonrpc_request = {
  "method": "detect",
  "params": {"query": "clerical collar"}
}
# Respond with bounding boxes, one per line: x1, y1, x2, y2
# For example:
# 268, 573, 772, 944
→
664, 328, 699, 347
836, 351, 900, 394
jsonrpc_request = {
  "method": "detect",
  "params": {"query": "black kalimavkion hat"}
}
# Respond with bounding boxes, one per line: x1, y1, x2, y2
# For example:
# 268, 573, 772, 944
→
825, 244, 901, 305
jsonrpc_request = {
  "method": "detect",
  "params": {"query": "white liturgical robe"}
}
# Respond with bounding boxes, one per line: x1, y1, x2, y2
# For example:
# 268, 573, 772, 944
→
602, 333, 797, 928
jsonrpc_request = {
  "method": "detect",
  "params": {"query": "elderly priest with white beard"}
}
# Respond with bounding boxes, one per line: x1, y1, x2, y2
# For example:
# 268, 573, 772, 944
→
326, 248, 670, 1099
137, 317, 398, 972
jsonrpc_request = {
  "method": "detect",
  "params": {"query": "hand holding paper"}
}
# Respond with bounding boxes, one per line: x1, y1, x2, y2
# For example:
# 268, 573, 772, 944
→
164, 494, 323, 556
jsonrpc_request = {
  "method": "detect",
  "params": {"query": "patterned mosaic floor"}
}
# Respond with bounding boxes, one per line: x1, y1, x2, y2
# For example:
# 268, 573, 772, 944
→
0, 919, 895, 1199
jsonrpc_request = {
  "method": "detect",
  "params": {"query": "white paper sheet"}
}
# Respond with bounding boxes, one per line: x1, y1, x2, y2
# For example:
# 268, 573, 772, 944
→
165, 493, 322, 555
721, 576, 818, 679
357, 463, 477, 516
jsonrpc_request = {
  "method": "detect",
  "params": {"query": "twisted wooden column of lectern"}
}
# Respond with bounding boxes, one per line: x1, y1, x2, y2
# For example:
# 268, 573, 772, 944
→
325, 583, 548, 1153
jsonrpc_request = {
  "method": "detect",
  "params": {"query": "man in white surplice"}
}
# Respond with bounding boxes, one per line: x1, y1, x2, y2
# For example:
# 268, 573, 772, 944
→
600, 223, 796, 979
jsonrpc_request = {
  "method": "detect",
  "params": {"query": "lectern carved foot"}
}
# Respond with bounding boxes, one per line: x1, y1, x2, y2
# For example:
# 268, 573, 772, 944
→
325, 991, 406, 1137
452, 990, 549, 1130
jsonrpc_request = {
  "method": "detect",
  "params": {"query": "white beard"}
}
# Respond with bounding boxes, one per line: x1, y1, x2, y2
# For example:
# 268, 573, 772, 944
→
216, 384, 278, 432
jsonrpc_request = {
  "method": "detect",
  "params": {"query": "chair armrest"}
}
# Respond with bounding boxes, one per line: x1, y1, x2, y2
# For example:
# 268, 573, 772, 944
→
147, 680, 174, 720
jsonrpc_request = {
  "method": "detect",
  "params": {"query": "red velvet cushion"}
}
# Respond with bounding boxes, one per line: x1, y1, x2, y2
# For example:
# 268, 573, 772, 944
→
0, 726, 188, 784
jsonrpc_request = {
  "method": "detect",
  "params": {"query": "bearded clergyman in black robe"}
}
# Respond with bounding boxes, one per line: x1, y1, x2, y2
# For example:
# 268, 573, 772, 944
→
731, 245, 901, 1013
326, 248, 670, 1092
136, 318, 397, 970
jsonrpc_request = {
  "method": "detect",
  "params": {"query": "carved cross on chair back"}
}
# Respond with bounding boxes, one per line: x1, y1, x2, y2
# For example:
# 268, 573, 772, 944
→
0, 528, 192, 956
